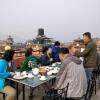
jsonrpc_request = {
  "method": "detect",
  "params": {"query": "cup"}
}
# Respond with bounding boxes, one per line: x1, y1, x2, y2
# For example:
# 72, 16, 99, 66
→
40, 76, 46, 80
28, 73, 33, 78
15, 72, 20, 76
32, 68, 39, 75
47, 71, 52, 76
21, 71, 27, 76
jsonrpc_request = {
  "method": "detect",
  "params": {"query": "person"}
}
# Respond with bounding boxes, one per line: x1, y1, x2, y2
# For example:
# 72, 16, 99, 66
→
0, 50, 16, 100
68, 43, 80, 56
52, 41, 61, 62
41, 46, 53, 66
4, 45, 11, 51
54, 48, 87, 99
68, 43, 84, 62
4, 45, 15, 72
20, 48, 38, 72
76, 32, 97, 80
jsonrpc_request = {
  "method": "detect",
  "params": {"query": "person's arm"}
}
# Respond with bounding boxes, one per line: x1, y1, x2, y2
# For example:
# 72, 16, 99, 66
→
77, 42, 94, 57
55, 64, 68, 89
0, 62, 10, 78
41, 55, 51, 66
0, 72, 10, 78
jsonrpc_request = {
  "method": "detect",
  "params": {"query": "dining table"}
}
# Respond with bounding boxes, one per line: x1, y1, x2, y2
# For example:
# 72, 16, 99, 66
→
7, 63, 61, 100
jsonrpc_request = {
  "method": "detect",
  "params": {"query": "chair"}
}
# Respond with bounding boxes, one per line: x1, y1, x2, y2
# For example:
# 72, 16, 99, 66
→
0, 91, 6, 100
43, 83, 69, 100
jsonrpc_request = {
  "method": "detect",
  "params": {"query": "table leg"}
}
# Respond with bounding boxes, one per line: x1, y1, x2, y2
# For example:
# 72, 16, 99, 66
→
23, 84, 25, 100
3, 93, 6, 100
52, 78, 56, 85
16, 83, 19, 100
29, 87, 35, 100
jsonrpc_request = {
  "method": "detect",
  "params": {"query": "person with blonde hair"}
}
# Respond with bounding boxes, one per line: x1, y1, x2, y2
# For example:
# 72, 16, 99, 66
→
4, 45, 11, 51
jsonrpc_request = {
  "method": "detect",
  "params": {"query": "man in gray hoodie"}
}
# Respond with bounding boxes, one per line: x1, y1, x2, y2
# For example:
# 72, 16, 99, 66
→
54, 48, 87, 99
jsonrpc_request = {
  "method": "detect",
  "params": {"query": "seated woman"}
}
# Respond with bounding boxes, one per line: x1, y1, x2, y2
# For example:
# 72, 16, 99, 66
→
41, 46, 53, 66
20, 48, 38, 72
52, 48, 87, 99
5, 45, 15, 72
0, 50, 16, 100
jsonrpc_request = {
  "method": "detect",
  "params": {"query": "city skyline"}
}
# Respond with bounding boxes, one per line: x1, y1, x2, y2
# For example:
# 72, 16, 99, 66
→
0, 0, 100, 42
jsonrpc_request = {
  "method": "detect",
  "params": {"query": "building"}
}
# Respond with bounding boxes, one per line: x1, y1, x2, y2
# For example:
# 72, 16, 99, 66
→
6, 35, 14, 46
73, 37, 100, 51
26, 28, 55, 49
13, 42, 26, 51
33, 28, 54, 45
0, 35, 14, 51
0, 40, 7, 51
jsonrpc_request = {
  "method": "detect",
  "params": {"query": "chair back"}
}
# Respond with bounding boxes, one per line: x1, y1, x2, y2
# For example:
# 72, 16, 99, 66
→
58, 83, 69, 98
42, 83, 69, 100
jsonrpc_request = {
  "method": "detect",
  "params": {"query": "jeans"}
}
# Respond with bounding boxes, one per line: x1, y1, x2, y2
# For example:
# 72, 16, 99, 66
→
85, 68, 94, 82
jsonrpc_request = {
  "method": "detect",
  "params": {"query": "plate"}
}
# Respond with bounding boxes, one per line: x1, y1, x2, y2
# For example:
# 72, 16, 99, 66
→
45, 66, 53, 70
13, 75, 27, 80
56, 62, 61, 65
39, 77, 47, 81
51, 70, 58, 74
51, 63, 56, 67
27, 75, 34, 78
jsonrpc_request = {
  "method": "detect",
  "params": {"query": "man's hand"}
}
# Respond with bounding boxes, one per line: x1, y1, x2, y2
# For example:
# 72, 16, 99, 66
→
50, 58, 53, 62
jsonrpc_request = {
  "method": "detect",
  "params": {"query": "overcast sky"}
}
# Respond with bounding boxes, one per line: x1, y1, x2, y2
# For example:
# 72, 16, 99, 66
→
0, 0, 100, 43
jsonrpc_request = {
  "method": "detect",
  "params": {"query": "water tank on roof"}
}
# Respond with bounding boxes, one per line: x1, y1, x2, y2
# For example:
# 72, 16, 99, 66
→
38, 28, 44, 36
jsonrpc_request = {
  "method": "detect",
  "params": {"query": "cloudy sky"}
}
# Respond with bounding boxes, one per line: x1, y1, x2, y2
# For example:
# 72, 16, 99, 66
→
0, 0, 100, 43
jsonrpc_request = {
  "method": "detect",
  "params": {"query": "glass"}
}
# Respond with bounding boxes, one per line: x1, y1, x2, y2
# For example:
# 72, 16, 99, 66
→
28, 61, 37, 68
28, 61, 33, 68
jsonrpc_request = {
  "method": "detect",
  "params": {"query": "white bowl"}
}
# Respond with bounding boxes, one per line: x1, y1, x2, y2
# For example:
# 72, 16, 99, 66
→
15, 72, 21, 76
57, 62, 61, 65
52, 63, 56, 67
39, 76, 47, 81
28, 73, 34, 78
47, 71, 52, 76
21, 71, 27, 76
32, 68, 39, 75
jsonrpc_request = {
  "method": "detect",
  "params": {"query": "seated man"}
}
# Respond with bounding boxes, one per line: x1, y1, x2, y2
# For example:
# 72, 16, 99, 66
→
54, 48, 87, 99
41, 46, 53, 66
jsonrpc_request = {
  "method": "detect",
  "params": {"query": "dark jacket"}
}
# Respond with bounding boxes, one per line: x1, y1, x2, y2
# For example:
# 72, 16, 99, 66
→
78, 41, 97, 68
97, 52, 100, 68
52, 46, 60, 62
41, 53, 52, 66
